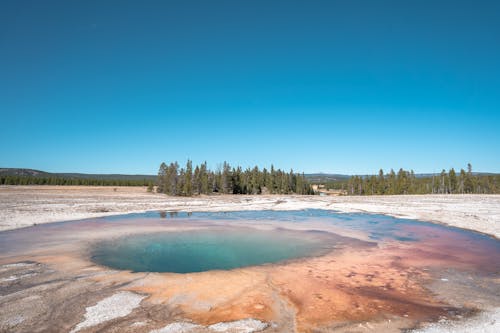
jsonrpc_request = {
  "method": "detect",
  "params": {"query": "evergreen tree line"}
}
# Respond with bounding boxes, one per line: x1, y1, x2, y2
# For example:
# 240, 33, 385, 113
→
157, 160, 314, 196
342, 164, 500, 195
0, 176, 150, 186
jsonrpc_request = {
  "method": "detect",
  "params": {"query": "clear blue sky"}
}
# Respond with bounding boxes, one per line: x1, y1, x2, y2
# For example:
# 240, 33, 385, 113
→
1, 1, 499, 175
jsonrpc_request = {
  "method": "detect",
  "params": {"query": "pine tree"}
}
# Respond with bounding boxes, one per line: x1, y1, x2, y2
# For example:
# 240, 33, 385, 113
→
266, 165, 275, 194
464, 163, 474, 193
377, 169, 385, 194
168, 162, 179, 195
222, 161, 232, 194
183, 160, 193, 196
200, 162, 209, 194
232, 167, 242, 194
387, 169, 396, 195
440, 169, 447, 194
449, 168, 457, 193
193, 165, 201, 195
459, 169, 466, 193
157, 162, 168, 193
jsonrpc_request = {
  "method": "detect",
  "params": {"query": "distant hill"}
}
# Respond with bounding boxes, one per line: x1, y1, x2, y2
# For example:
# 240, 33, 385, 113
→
413, 172, 499, 178
0, 168, 51, 177
304, 171, 499, 184
1, 169, 350, 185
304, 173, 351, 183
2, 168, 498, 184
0, 168, 157, 182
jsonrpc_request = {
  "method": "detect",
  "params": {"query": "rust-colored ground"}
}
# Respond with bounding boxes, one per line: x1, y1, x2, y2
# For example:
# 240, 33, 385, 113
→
1, 216, 498, 333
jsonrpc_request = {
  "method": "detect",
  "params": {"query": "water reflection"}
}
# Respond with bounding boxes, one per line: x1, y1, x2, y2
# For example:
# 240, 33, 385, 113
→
102, 209, 499, 245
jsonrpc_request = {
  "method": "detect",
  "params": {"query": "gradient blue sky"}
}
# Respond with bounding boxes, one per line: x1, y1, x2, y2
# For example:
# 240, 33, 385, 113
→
1, 0, 499, 174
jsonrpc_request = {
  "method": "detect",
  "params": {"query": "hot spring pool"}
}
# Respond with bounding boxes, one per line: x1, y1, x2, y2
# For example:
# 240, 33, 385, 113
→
1, 209, 499, 333
91, 229, 332, 273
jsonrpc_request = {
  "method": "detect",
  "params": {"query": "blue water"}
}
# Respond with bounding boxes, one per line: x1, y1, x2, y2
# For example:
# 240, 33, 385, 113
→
3, 209, 496, 274
91, 228, 332, 273
102, 209, 495, 243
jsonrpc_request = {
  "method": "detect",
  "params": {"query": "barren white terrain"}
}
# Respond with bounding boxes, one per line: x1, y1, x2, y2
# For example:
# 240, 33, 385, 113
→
0, 186, 499, 333
0, 186, 499, 238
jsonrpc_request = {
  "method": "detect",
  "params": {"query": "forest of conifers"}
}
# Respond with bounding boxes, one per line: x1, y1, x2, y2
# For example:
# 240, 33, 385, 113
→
1, 163, 499, 195
0, 176, 150, 186
156, 161, 314, 195
336, 164, 500, 195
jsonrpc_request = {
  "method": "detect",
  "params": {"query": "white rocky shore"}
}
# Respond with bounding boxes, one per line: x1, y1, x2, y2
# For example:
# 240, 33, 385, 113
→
411, 308, 500, 333
0, 186, 498, 333
70, 292, 146, 333
0, 186, 499, 238
66, 291, 268, 333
